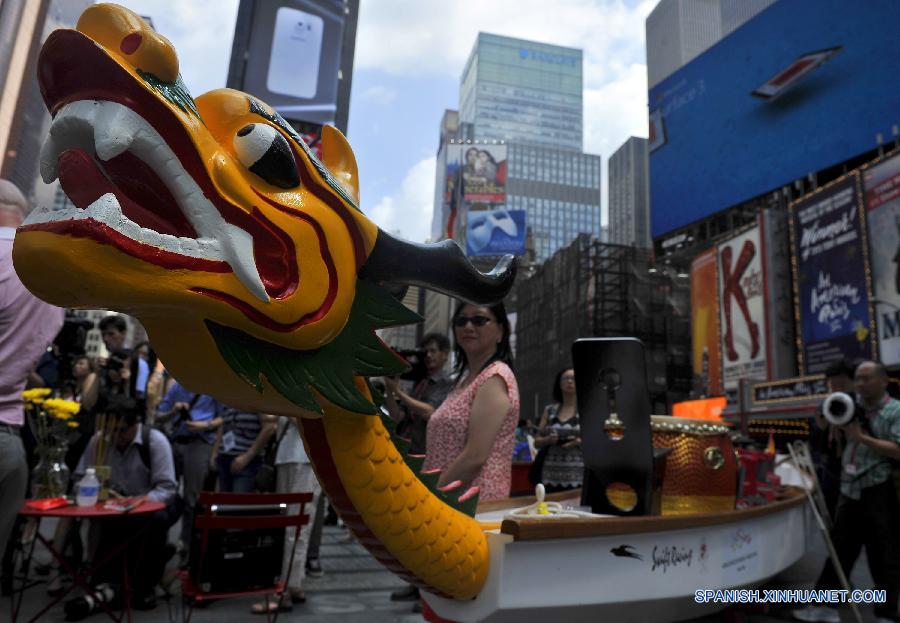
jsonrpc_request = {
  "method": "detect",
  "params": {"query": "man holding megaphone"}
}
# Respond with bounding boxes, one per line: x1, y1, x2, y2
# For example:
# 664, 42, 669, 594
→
795, 360, 900, 623
811, 360, 857, 517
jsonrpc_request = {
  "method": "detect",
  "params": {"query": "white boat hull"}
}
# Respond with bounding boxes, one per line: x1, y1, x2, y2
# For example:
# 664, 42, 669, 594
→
424, 496, 809, 623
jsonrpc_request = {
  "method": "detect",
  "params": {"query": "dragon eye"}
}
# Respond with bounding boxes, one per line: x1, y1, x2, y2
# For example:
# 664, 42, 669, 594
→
233, 123, 300, 189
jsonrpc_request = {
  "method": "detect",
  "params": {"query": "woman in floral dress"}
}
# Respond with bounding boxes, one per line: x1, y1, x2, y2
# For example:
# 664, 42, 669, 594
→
423, 302, 519, 501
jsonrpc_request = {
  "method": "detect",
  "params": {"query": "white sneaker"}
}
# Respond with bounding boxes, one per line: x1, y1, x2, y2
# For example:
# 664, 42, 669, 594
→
791, 606, 840, 623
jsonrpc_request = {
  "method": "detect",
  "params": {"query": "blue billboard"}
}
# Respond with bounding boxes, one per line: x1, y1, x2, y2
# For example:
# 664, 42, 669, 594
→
465, 208, 526, 257
649, 0, 900, 238
789, 174, 875, 374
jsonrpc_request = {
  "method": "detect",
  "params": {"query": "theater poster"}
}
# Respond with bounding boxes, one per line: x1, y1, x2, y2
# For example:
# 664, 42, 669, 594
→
717, 224, 768, 401
790, 174, 875, 374
864, 155, 900, 366
691, 248, 723, 397
462, 143, 507, 202
464, 206, 526, 257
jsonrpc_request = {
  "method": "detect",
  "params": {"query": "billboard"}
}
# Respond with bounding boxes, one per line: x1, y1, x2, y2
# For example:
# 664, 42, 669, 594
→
864, 154, 900, 366
690, 248, 722, 397
444, 144, 461, 202
759, 208, 799, 382
462, 144, 507, 202
231, 0, 350, 128
465, 206, 526, 257
790, 174, 875, 373
648, 0, 900, 237
717, 224, 769, 399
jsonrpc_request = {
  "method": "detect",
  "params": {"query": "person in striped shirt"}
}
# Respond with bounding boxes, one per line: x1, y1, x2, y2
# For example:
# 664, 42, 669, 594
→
211, 408, 276, 492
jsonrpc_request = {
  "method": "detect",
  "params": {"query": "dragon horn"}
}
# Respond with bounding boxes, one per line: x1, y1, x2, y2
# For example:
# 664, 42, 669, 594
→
360, 229, 516, 305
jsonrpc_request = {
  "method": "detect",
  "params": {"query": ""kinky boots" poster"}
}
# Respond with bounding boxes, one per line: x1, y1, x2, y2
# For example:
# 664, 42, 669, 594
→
718, 224, 768, 401
790, 174, 875, 374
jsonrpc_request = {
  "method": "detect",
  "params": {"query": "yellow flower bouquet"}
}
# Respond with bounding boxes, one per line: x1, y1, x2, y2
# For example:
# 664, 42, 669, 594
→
23, 389, 82, 498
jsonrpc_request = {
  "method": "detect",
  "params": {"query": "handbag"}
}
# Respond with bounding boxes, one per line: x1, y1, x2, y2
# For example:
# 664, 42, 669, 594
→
255, 418, 291, 492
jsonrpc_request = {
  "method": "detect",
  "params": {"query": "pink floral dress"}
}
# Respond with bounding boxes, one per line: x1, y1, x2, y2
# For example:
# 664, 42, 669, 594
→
423, 361, 519, 501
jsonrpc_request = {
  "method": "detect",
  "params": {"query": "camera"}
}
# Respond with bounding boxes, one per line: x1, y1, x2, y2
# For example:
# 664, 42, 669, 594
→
822, 392, 863, 427
393, 347, 427, 383
395, 347, 426, 361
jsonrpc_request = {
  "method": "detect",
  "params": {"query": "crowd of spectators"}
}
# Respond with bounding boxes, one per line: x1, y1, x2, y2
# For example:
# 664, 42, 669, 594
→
0, 305, 328, 617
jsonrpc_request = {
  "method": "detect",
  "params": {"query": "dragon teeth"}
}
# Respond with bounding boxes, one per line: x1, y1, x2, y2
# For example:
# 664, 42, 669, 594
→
140, 228, 162, 248
158, 233, 179, 249
180, 238, 200, 255
39, 135, 61, 184
33, 99, 270, 300
84, 193, 121, 221
219, 224, 270, 302
122, 219, 142, 241
94, 104, 135, 161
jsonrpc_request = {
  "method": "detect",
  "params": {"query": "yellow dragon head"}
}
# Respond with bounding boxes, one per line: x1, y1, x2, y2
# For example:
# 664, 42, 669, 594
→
14, 3, 515, 418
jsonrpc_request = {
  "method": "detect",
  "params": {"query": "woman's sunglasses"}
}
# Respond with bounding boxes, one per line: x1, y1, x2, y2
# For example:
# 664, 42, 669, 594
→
453, 315, 493, 328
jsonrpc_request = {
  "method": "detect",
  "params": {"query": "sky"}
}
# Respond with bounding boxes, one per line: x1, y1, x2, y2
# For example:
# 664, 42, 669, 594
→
113, 0, 653, 242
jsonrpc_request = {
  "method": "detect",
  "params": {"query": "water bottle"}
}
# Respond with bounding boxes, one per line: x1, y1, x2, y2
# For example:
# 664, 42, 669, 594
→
76, 468, 100, 507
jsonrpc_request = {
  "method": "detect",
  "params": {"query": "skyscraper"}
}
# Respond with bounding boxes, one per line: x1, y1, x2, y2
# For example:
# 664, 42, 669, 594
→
646, 0, 722, 88
647, 0, 780, 88
437, 33, 602, 265
720, 0, 776, 37
609, 137, 650, 248
459, 33, 583, 151
431, 109, 461, 243
505, 142, 602, 262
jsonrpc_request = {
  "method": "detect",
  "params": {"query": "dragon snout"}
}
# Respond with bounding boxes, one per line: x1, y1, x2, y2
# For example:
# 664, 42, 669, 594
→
77, 3, 178, 83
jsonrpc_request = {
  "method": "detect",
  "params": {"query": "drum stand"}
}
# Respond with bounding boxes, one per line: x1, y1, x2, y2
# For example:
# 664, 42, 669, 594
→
788, 441, 861, 623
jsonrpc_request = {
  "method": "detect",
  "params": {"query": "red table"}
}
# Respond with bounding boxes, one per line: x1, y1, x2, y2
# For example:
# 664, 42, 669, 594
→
13, 499, 165, 623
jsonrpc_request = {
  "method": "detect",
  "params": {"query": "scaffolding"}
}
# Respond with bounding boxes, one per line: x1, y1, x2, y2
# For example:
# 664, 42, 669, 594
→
515, 236, 692, 420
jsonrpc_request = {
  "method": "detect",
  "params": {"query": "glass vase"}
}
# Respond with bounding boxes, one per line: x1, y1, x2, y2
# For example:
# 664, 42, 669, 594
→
32, 445, 70, 499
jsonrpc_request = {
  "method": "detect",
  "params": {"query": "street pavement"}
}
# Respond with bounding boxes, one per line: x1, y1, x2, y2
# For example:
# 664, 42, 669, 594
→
2, 522, 890, 622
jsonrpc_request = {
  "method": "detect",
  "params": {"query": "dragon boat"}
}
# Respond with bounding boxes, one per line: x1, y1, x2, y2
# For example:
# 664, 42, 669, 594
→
425, 485, 809, 623
13, 6, 812, 621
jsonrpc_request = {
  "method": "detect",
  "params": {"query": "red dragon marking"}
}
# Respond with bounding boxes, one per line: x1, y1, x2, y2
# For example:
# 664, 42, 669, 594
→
190, 201, 338, 333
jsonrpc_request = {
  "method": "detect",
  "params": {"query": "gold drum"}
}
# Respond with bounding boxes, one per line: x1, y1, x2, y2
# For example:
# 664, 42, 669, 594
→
651, 416, 737, 515
604, 416, 737, 515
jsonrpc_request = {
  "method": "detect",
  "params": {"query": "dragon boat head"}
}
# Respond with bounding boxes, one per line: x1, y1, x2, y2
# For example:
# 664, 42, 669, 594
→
14, 3, 515, 417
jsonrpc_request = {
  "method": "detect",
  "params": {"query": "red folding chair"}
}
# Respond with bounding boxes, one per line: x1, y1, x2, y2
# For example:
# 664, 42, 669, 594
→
179, 491, 313, 623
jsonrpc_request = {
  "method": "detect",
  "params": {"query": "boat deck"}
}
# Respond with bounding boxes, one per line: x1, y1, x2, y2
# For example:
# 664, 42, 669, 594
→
478, 487, 806, 541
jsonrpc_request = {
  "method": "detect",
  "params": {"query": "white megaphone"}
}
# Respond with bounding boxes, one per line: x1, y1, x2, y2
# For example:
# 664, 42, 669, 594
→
821, 391, 857, 426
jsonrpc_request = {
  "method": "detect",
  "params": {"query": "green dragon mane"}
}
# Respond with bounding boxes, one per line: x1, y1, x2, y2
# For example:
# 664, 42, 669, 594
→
206, 279, 420, 416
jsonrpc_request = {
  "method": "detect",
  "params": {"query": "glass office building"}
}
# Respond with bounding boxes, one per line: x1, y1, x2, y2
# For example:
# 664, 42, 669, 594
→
441, 33, 602, 264
460, 33, 583, 151
609, 136, 650, 248
506, 143, 602, 262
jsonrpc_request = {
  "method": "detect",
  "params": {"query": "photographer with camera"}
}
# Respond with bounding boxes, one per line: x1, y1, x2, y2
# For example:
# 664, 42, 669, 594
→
810, 359, 857, 518
98, 315, 150, 399
383, 333, 453, 456
98, 350, 134, 401
794, 360, 900, 623
383, 333, 452, 607
155, 379, 223, 558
